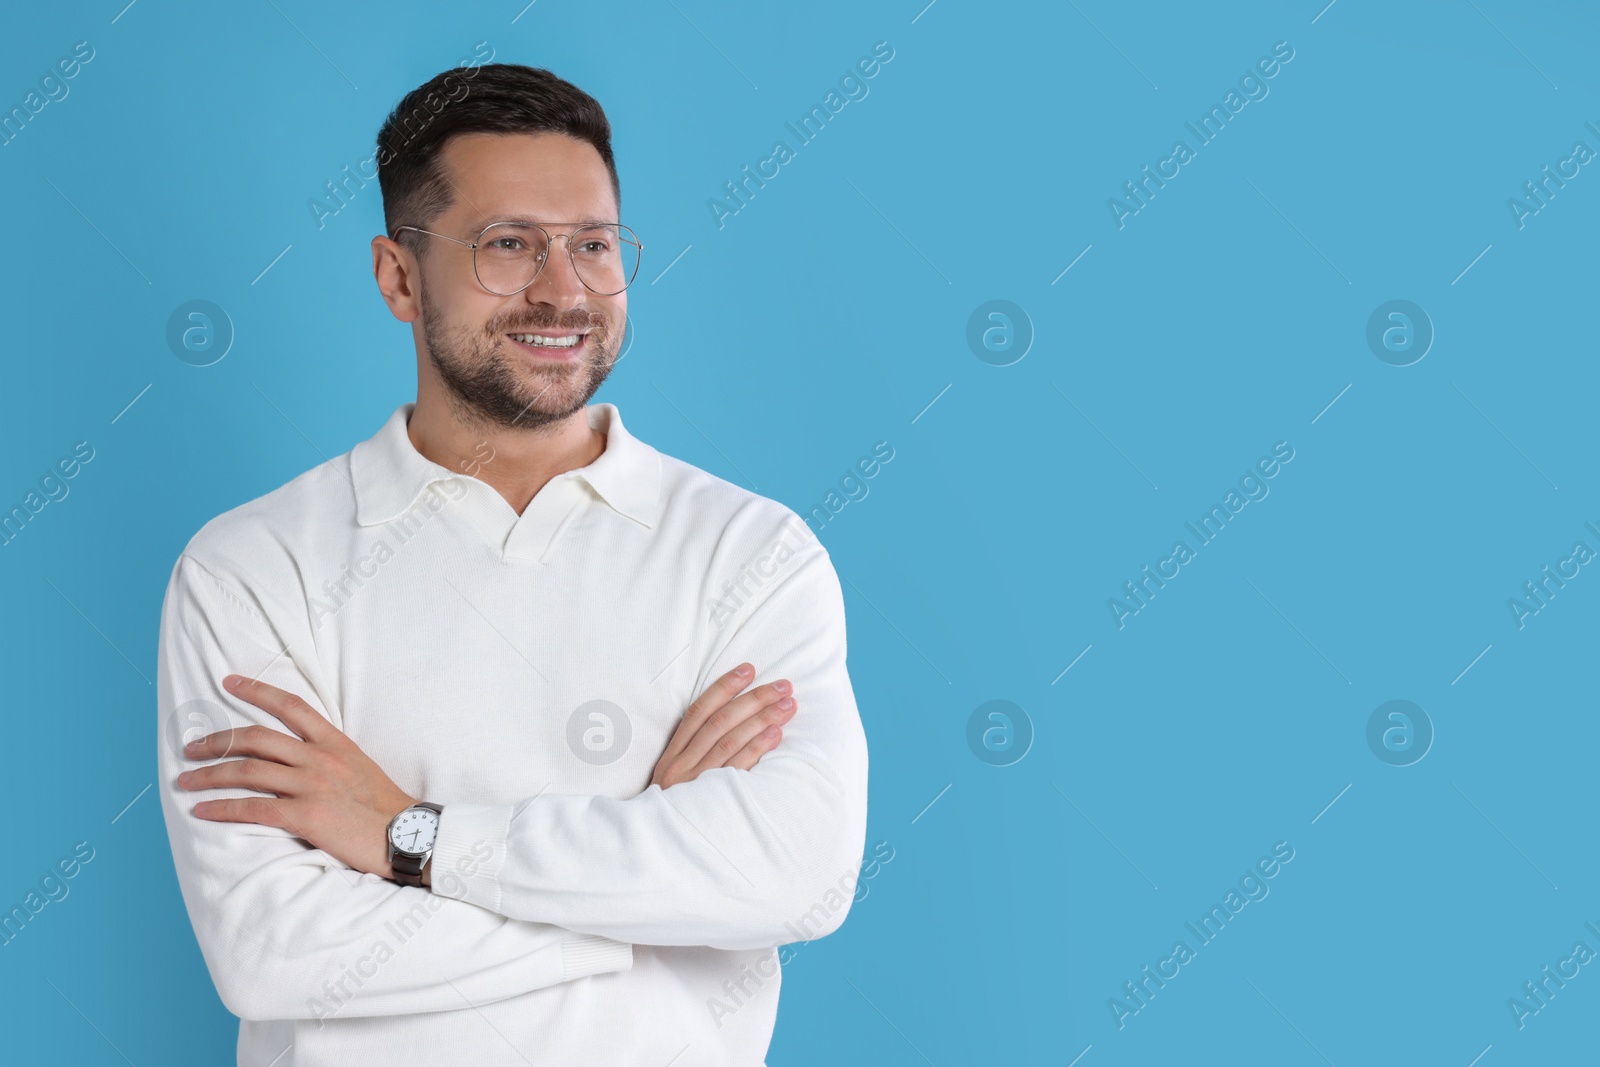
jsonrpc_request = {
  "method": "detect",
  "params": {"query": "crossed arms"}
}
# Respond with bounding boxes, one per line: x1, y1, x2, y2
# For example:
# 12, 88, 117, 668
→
155, 538, 867, 1023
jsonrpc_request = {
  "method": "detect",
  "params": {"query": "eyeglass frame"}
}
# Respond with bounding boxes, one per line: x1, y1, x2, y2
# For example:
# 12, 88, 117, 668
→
390, 219, 644, 296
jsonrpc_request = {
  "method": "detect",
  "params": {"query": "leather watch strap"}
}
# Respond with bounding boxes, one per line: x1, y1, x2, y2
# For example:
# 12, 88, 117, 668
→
392, 849, 429, 886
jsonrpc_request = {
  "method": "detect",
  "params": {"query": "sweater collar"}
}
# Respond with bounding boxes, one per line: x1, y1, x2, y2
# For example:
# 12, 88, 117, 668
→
350, 401, 661, 529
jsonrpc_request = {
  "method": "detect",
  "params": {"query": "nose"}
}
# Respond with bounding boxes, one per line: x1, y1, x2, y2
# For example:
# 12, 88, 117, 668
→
524, 234, 589, 308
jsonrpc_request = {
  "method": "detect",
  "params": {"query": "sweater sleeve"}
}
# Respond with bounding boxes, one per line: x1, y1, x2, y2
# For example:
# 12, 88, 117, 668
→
428, 538, 871, 951
156, 553, 633, 1023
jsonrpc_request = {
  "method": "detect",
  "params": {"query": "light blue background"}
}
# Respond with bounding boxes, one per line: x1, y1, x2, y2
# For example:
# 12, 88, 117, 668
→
2, 1, 1597, 1063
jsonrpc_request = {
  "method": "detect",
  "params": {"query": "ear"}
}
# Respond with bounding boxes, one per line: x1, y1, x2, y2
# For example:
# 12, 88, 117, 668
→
373, 235, 422, 323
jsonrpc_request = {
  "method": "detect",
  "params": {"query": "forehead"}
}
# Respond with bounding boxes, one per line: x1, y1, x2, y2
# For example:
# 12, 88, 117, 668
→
436, 130, 617, 226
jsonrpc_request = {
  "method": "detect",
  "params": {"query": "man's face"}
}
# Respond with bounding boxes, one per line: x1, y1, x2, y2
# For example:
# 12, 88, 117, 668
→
414, 131, 625, 431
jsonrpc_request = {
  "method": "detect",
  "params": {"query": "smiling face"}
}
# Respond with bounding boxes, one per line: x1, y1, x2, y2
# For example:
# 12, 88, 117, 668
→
409, 130, 627, 432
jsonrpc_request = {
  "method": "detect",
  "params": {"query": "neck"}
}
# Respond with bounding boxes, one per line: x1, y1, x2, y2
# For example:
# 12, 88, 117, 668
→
406, 383, 607, 517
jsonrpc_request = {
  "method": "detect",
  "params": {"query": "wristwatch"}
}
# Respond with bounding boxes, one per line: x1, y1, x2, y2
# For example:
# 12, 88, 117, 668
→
386, 802, 443, 887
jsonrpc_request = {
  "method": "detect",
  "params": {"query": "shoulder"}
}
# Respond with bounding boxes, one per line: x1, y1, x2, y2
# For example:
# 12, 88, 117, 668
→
652, 451, 840, 640
656, 450, 821, 563
171, 453, 355, 612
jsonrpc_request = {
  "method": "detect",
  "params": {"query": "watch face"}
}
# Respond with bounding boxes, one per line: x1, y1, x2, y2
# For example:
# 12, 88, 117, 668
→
388, 806, 440, 855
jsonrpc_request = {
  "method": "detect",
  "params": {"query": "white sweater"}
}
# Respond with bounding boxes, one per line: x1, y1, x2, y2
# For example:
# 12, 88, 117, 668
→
155, 401, 869, 1066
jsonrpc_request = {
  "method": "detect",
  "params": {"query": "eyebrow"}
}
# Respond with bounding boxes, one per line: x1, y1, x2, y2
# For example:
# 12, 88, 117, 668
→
472, 213, 617, 229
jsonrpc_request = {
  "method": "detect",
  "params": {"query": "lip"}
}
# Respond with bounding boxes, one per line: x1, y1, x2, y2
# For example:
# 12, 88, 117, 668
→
505, 331, 589, 361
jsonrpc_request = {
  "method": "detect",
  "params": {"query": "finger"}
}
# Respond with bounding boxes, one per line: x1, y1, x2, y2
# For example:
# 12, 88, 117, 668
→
660, 663, 755, 761
695, 698, 794, 775
223, 675, 335, 743
184, 723, 304, 765
724, 725, 782, 772
178, 758, 301, 798
679, 685, 793, 771
192, 794, 293, 827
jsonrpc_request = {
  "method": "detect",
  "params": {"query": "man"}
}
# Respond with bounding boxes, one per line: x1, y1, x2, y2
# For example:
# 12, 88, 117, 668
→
156, 62, 868, 1066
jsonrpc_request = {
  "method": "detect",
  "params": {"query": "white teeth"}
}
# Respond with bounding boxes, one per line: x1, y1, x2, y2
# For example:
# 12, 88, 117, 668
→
511, 333, 581, 348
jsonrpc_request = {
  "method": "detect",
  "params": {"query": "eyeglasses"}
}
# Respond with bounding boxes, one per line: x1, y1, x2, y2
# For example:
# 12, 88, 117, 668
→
392, 220, 644, 296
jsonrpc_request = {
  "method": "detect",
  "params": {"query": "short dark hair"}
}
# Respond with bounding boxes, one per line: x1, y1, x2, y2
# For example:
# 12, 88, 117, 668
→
376, 63, 620, 257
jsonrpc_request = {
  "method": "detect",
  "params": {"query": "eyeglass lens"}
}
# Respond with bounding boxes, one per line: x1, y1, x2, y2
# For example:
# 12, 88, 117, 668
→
475, 223, 641, 296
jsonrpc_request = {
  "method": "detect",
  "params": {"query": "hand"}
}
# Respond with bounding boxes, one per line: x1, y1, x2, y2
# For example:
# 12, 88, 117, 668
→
651, 663, 795, 789
176, 674, 418, 881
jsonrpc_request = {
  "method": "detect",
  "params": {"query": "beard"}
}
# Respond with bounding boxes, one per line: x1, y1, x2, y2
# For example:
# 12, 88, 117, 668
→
419, 284, 618, 432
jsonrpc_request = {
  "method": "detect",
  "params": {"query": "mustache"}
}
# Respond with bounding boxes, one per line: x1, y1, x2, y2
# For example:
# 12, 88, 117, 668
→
493, 311, 607, 334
